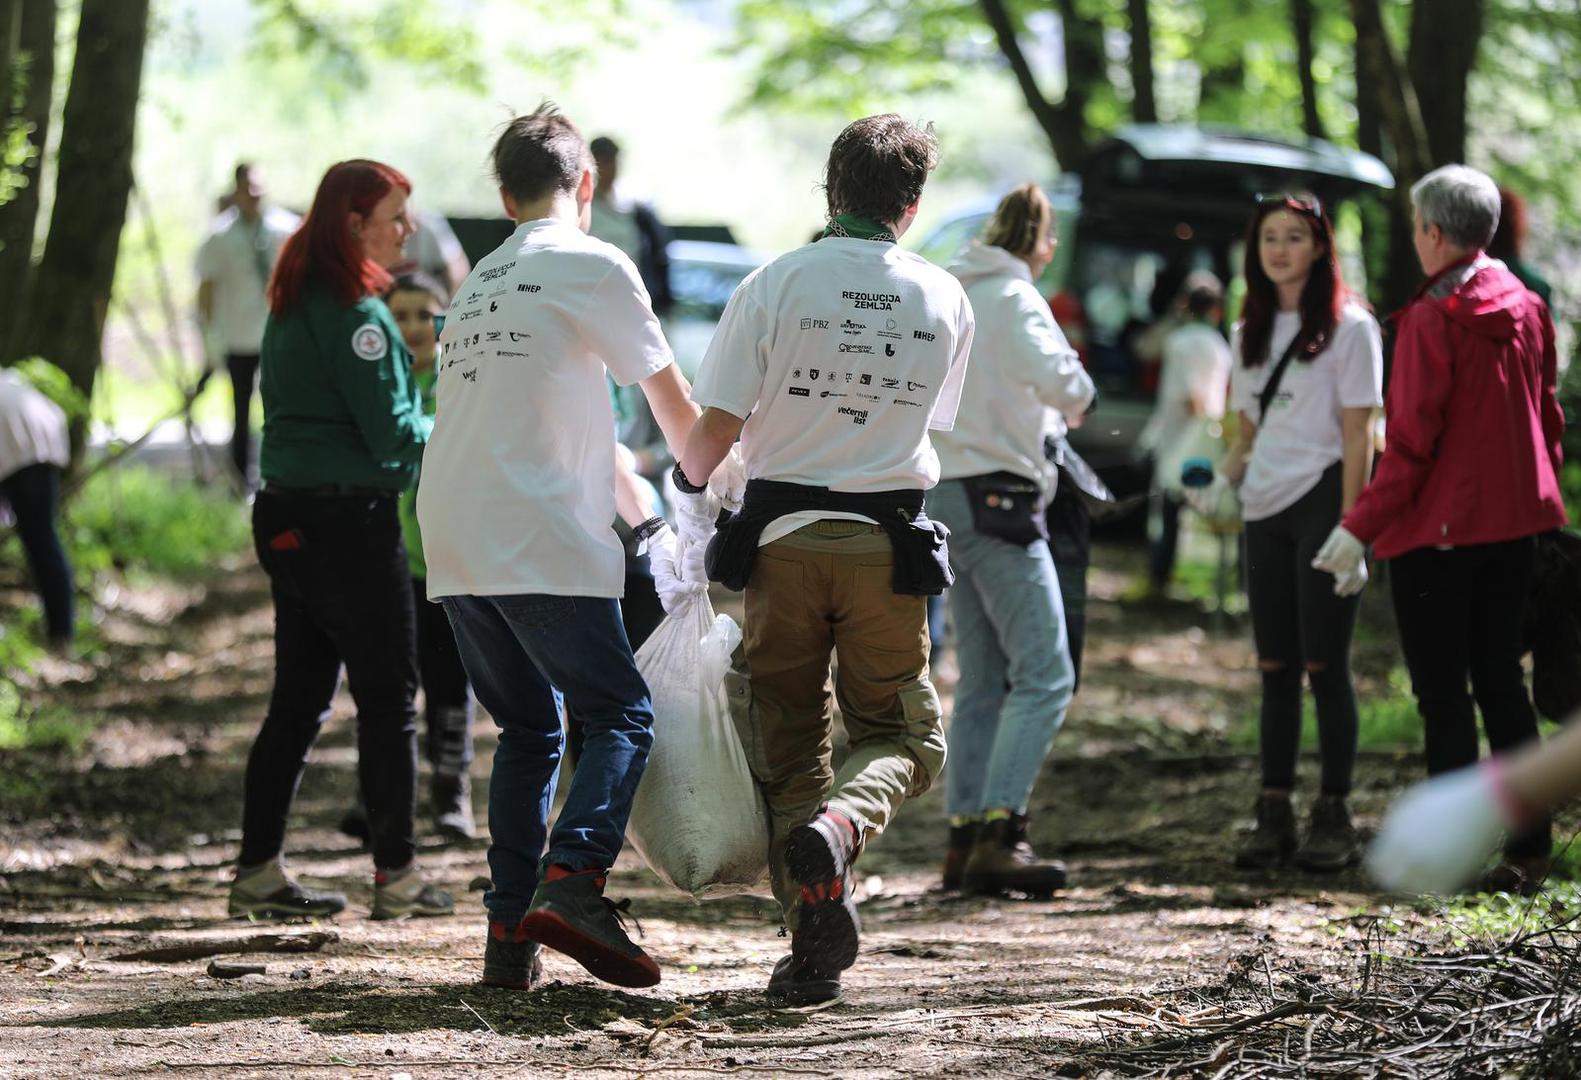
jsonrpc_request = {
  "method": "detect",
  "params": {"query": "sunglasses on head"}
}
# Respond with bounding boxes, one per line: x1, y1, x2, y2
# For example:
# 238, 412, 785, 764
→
1256, 192, 1323, 220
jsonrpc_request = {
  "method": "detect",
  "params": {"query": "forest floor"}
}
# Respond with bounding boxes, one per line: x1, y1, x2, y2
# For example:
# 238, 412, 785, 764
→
2, 546, 1575, 1079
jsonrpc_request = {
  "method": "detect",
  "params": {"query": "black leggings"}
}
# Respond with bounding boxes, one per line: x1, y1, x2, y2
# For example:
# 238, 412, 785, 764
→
1, 463, 74, 643
412, 574, 473, 775
1390, 537, 1550, 859
1243, 464, 1360, 794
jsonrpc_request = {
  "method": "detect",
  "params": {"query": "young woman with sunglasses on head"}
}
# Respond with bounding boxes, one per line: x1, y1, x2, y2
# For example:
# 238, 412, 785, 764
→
1220, 194, 1383, 872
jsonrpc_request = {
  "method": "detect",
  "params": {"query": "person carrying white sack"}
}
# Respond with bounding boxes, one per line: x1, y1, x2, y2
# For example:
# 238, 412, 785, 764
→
672, 114, 973, 1007
1370, 708, 1581, 895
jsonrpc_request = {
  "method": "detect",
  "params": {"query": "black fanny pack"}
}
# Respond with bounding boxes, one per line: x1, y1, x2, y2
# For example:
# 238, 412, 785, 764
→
960, 470, 1048, 546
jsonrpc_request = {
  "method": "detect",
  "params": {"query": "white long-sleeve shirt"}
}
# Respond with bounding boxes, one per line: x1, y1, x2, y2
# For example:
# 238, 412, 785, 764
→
933, 242, 1094, 485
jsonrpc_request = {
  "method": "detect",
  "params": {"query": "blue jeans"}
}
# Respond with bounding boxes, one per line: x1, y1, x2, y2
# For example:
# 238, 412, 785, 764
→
931, 479, 1075, 817
442, 594, 654, 925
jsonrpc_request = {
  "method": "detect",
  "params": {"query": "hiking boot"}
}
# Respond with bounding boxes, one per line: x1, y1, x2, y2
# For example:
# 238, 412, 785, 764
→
338, 807, 371, 847
1234, 792, 1297, 869
431, 771, 477, 842
962, 816, 1068, 898
481, 919, 546, 990
784, 811, 861, 974
1294, 794, 1361, 871
1479, 854, 1551, 896
765, 952, 842, 1007
941, 820, 981, 891
519, 867, 660, 988
228, 858, 347, 919
371, 864, 455, 919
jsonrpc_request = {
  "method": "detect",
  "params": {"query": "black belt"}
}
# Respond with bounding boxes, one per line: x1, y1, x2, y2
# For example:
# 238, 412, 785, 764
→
260, 482, 399, 499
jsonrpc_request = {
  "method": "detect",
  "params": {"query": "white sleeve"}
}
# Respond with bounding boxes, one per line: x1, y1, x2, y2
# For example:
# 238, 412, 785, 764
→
1008, 287, 1094, 418
927, 294, 974, 432
582, 258, 674, 387
195, 233, 220, 283
1227, 323, 1259, 417
1336, 310, 1385, 409
691, 272, 771, 418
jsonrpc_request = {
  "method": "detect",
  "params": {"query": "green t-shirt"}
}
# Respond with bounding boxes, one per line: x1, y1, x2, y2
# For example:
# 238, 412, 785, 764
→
399, 366, 438, 579
258, 284, 431, 491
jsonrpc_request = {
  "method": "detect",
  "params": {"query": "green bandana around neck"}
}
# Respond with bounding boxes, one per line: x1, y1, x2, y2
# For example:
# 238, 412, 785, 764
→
822, 214, 897, 243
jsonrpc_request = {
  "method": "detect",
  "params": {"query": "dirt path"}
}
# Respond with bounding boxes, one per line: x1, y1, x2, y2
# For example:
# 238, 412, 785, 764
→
0, 549, 1514, 1078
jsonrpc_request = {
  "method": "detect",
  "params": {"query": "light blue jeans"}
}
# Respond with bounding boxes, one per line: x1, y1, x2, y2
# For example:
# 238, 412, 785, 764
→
931, 478, 1075, 817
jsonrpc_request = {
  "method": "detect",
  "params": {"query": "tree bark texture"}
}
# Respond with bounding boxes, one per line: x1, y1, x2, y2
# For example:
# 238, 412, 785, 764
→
1198, 52, 1245, 125
1127, 0, 1157, 123
0, 0, 55, 360
1289, 0, 1326, 140
1407, 0, 1484, 163
1349, 0, 1430, 187
977, 0, 1105, 170
15, 0, 148, 394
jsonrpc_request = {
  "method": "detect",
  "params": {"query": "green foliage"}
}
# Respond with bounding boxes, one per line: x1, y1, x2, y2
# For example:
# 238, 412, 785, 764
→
1434, 875, 1581, 941
0, 697, 95, 753
8, 357, 92, 425
1227, 666, 1421, 751
59, 466, 251, 581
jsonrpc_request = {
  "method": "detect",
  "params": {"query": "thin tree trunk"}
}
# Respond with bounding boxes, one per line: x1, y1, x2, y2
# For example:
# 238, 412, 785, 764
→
15, 0, 148, 397
1352, 1, 1421, 318
1350, 0, 1430, 186
0, 0, 55, 360
1127, 0, 1157, 123
1198, 52, 1245, 124
1290, 0, 1326, 140
0, 1, 19, 117
976, 0, 1105, 170
1407, 0, 1484, 163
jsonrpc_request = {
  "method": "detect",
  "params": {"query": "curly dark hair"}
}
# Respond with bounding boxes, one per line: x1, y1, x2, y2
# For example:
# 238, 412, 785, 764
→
821, 114, 940, 226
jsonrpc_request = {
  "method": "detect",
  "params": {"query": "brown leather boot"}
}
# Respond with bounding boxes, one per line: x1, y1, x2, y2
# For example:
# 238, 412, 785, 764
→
962, 816, 1068, 898
941, 821, 980, 891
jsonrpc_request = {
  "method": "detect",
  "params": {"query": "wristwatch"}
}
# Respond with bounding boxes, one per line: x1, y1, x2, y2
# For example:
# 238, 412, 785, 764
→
670, 461, 708, 495
631, 516, 667, 546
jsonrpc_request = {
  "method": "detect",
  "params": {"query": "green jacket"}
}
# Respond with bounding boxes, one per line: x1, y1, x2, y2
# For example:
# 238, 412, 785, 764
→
259, 284, 431, 491
398, 366, 438, 578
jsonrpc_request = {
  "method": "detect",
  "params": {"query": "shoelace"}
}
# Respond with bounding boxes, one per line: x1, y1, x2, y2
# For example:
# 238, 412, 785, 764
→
604, 896, 645, 939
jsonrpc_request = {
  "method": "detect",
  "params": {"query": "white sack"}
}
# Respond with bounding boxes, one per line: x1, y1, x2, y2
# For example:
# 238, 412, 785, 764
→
627, 595, 770, 898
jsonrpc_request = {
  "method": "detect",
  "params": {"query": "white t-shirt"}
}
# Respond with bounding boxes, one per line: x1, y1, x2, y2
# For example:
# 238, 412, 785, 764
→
195, 206, 298, 354
690, 236, 973, 543
933, 242, 1093, 485
1229, 301, 1383, 522
417, 218, 673, 598
1141, 321, 1233, 492
0, 371, 69, 480
588, 196, 642, 264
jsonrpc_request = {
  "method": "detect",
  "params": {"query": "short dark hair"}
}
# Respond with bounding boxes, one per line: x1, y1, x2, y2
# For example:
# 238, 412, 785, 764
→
821, 114, 939, 226
492, 103, 590, 204
386, 271, 449, 307
589, 136, 619, 162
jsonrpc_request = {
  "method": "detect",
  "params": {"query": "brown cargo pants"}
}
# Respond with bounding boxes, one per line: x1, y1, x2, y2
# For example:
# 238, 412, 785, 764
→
725, 520, 947, 919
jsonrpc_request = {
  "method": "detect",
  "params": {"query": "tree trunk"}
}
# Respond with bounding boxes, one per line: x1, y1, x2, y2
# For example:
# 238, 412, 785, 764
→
0, 0, 55, 361
1351, 0, 1422, 318
1127, 0, 1157, 123
1198, 52, 1245, 125
1407, 0, 1484, 163
1, 1, 18, 115
15, 0, 148, 396
976, 0, 1105, 171
1289, 0, 1326, 140
1349, 0, 1430, 188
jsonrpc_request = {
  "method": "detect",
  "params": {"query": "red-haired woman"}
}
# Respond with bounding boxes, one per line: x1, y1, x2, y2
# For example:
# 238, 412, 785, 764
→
229, 160, 453, 921
1220, 194, 1383, 872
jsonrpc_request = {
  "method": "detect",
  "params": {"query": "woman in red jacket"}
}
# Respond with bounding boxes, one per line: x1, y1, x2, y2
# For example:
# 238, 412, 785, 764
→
1314, 164, 1567, 893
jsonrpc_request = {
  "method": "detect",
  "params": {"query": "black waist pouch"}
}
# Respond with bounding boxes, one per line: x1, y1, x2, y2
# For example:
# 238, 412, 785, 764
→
704, 512, 757, 591
961, 471, 1048, 546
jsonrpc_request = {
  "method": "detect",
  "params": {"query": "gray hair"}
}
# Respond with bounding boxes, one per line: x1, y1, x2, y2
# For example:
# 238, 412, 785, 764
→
1410, 165, 1500, 250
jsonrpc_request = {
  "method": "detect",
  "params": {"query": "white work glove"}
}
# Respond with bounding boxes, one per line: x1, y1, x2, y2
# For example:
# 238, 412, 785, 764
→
671, 467, 720, 550
1366, 762, 1519, 895
646, 523, 706, 616
709, 446, 747, 514
1332, 560, 1369, 597
1312, 525, 1365, 578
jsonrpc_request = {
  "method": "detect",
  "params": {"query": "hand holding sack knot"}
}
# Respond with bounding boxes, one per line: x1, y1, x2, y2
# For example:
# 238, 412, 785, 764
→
646, 523, 707, 616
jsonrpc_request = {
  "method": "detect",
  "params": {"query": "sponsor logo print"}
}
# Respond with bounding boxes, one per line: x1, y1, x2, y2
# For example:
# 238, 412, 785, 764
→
465, 291, 483, 303
509, 332, 531, 342
809, 368, 820, 380
461, 369, 479, 382
792, 368, 802, 379
799, 317, 830, 330
839, 342, 874, 355
496, 350, 529, 358
828, 369, 837, 380
840, 319, 865, 336
350, 323, 388, 361
913, 329, 936, 342
489, 301, 499, 312
859, 373, 872, 385
820, 390, 847, 399
845, 373, 854, 383
842, 290, 901, 311
517, 283, 542, 293
836, 405, 869, 425
855, 391, 881, 402
877, 317, 901, 340
485, 331, 502, 342
884, 343, 896, 356
881, 376, 900, 389
480, 265, 511, 282
893, 397, 923, 407
456, 308, 482, 322
908, 379, 928, 391
789, 386, 811, 397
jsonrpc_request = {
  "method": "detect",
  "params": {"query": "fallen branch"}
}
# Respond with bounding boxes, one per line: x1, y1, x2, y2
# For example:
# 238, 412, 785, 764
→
106, 931, 337, 963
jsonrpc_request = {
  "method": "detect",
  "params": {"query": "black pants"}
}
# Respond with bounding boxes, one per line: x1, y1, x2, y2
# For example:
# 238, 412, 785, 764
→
226, 352, 260, 485
241, 491, 419, 870
1391, 536, 1551, 859
1243, 465, 1360, 794
1046, 479, 1092, 691
413, 574, 473, 775
1, 463, 73, 643
1147, 491, 1184, 590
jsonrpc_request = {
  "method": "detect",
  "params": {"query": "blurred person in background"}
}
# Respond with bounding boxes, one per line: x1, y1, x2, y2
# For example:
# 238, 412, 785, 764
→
195, 163, 298, 491
0, 368, 73, 650
929, 184, 1094, 898
396, 210, 472, 297
1487, 187, 1553, 307
229, 159, 452, 923
1221, 194, 1383, 874
588, 135, 673, 317
1137, 273, 1232, 596
1314, 165, 1567, 894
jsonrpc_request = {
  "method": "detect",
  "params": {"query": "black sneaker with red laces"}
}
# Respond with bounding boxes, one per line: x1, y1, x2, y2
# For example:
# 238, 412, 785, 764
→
518, 867, 660, 988
481, 918, 546, 990
783, 811, 861, 975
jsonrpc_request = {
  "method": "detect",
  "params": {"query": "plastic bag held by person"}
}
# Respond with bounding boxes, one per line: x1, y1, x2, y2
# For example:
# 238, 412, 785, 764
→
626, 595, 770, 898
